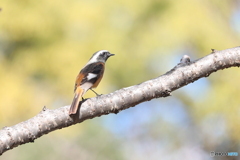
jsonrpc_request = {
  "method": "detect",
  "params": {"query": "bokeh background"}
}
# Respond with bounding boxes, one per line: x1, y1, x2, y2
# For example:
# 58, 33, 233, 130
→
1, 0, 240, 159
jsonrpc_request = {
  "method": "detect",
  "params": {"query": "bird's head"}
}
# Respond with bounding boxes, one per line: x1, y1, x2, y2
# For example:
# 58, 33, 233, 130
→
88, 50, 115, 64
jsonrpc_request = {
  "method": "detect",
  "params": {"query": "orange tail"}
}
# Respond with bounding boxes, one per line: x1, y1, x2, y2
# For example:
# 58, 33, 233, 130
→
69, 87, 84, 115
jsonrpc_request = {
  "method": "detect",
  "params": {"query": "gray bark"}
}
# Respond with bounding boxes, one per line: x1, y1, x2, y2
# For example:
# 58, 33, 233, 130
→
0, 46, 240, 155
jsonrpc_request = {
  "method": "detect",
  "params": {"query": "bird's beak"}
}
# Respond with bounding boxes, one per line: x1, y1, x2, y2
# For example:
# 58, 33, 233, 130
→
108, 53, 115, 57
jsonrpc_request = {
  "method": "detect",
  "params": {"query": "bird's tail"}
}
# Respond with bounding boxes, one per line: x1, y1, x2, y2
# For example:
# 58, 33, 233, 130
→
69, 87, 84, 115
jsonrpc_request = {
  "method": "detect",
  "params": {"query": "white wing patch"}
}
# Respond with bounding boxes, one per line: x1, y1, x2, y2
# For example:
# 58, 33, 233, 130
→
87, 73, 97, 80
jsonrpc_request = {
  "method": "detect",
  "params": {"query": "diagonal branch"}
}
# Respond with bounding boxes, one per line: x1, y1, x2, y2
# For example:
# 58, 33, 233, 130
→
0, 47, 240, 155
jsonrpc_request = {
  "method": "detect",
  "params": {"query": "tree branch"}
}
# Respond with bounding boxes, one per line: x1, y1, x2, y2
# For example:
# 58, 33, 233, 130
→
0, 47, 240, 155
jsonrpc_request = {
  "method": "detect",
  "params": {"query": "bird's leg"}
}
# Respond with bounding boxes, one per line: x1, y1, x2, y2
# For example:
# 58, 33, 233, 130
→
90, 88, 102, 96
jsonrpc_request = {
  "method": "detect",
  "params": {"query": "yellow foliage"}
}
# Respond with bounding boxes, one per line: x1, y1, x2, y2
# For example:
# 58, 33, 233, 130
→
0, 0, 240, 159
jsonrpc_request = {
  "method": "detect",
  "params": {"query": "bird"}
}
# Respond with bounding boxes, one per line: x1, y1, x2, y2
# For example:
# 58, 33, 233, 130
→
69, 50, 114, 115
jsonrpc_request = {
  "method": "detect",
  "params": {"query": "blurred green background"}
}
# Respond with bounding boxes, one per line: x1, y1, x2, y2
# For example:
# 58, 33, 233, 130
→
1, 0, 240, 159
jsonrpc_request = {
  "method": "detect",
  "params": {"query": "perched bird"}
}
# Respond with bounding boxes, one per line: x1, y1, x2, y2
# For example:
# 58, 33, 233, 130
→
69, 50, 114, 115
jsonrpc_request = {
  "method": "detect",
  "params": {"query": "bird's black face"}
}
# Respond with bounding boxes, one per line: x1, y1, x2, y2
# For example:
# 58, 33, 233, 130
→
98, 51, 114, 62
88, 50, 114, 64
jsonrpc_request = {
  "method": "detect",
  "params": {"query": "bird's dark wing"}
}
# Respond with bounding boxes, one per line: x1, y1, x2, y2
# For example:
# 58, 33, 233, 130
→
74, 62, 105, 91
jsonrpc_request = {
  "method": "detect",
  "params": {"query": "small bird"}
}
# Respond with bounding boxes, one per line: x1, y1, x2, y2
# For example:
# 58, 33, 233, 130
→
69, 50, 114, 115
